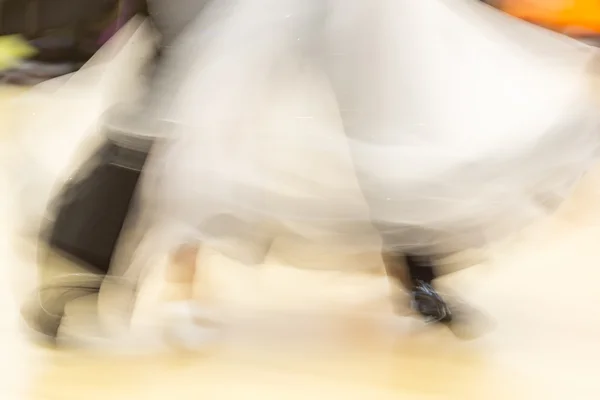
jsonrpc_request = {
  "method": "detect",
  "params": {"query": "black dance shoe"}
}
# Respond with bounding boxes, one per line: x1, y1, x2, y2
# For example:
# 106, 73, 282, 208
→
410, 280, 452, 323
410, 280, 489, 339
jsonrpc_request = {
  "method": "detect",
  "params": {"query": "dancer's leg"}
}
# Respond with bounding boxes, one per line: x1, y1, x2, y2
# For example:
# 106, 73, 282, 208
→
163, 243, 199, 303
380, 245, 452, 323
382, 252, 437, 289
380, 238, 487, 337
161, 242, 227, 348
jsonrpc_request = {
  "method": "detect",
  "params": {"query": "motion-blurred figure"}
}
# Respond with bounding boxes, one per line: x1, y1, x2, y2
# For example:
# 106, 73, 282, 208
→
16, 0, 600, 348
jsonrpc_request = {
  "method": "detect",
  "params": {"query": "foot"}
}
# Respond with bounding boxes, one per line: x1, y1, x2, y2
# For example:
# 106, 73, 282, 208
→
410, 280, 452, 323
162, 302, 224, 351
410, 281, 490, 339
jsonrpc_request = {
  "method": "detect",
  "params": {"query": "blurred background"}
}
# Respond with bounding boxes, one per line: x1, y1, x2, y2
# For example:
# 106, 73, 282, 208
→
493, 0, 600, 40
1, 1, 600, 400
2, 0, 600, 82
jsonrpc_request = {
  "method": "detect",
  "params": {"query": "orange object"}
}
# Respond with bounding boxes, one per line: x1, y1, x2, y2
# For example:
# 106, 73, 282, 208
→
501, 0, 600, 35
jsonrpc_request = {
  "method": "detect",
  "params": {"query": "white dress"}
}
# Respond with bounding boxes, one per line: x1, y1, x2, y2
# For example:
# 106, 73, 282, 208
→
116, 0, 600, 269
12, 1, 600, 277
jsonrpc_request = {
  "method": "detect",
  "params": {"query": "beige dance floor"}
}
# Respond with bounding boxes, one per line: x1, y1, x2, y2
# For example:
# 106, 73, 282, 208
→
1, 82, 600, 400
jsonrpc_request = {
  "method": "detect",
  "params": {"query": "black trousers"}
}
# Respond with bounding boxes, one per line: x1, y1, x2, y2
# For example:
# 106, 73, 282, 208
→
38, 0, 198, 277
26, 140, 149, 340
374, 222, 439, 289
44, 140, 149, 275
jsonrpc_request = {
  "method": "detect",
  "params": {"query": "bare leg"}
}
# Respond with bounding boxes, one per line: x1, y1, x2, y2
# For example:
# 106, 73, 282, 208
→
163, 243, 199, 303
162, 243, 223, 349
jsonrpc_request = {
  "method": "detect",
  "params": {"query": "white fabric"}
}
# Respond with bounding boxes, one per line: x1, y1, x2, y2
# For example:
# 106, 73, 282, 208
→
125, 0, 600, 263
5, 18, 156, 234
9, 0, 600, 274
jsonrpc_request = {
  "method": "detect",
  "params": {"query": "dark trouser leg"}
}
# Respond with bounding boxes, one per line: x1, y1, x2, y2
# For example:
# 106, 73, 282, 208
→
376, 223, 438, 288
379, 233, 486, 336
382, 250, 451, 322
46, 141, 149, 275
381, 251, 435, 290
374, 224, 453, 323
22, 139, 150, 342
403, 254, 436, 286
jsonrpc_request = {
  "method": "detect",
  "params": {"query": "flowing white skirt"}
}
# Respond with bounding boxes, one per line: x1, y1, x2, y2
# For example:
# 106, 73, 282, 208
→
116, 0, 600, 268
11, 0, 600, 281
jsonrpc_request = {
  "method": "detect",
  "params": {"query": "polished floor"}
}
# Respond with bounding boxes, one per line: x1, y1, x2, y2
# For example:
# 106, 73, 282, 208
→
2, 83, 600, 400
